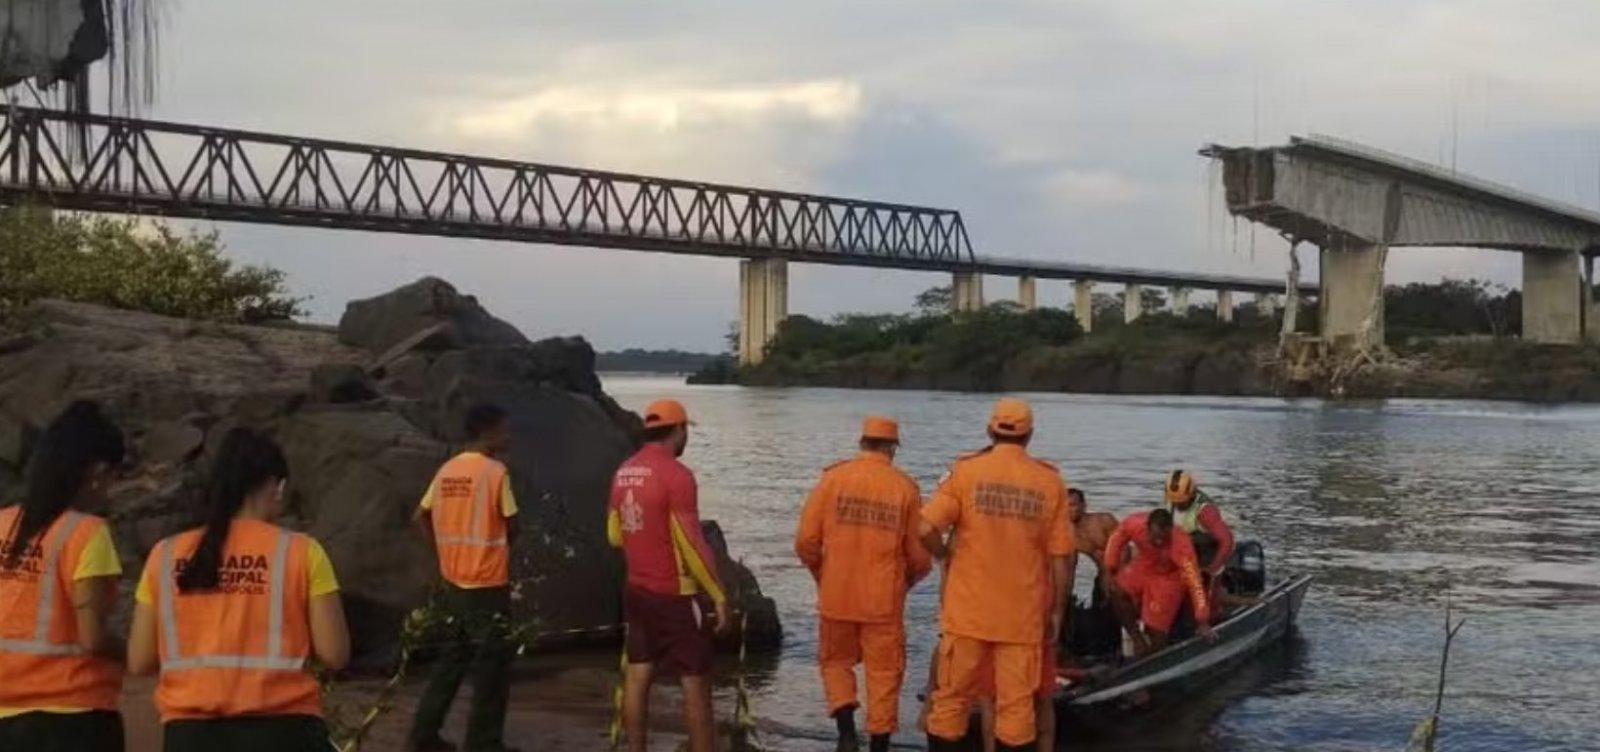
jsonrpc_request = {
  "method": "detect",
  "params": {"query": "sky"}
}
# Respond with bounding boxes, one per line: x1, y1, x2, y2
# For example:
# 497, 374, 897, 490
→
93, 0, 1600, 350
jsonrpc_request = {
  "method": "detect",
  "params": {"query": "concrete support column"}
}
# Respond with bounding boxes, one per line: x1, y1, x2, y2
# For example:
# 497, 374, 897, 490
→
738, 258, 788, 366
1169, 287, 1191, 315
1074, 280, 1093, 333
1255, 293, 1278, 318
1319, 244, 1386, 350
952, 271, 985, 313
1018, 276, 1037, 311
1585, 255, 1597, 343
1522, 251, 1582, 344
1217, 290, 1234, 323
1124, 283, 1143, 323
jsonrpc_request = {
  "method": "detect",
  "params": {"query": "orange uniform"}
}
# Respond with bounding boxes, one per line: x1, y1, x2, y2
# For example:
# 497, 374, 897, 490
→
1104, 512, 1209, 634
922, 427, 1073, 746
422, 451, 517, 589
138, 519, 328, 721
795, 440, 931, 736
0, 507, 123, 713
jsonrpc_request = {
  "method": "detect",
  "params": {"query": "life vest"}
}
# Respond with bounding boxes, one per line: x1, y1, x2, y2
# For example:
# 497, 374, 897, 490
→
152, 520, 320, 721
429, 452, 511, 588
1165, 491, 1215, 534
0, 507, 122, 710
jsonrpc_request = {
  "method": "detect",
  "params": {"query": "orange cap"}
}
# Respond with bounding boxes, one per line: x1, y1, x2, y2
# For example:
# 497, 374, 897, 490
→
861, 415, 900, 442
987, 398, 1033, 437
641, 399, 690, 429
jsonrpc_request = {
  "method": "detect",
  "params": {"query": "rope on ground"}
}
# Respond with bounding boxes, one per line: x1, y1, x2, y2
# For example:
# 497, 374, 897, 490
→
608, 624, 627, 752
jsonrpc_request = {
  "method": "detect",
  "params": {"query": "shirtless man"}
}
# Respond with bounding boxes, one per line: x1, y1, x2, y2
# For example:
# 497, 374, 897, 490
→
1067, 488, 1118, 593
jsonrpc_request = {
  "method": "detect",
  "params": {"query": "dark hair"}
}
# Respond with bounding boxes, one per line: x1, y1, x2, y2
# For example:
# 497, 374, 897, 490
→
3, 401, 124, 570
859, 437, 897, 453
1067, 487, 1086, 504
1148, 508, 1174, 533
464, 403, 508, 441
989, 431, 1031, 446
641, 424, 678, 444
177, 428, 288, 593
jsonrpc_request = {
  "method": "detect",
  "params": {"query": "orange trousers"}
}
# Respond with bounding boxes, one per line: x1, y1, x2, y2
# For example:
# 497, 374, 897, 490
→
927, 634, 1040, 746
818, 617, 906, 734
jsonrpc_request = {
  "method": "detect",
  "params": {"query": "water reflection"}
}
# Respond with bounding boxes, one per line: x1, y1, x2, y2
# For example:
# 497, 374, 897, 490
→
603, 379, 1600, 751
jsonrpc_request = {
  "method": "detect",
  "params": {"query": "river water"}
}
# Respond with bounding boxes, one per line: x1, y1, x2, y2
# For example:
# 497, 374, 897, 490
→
604, 377, 1600, 751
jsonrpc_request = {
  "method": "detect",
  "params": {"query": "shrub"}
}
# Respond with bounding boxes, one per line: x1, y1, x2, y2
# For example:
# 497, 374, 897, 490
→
0, 206, 303, 323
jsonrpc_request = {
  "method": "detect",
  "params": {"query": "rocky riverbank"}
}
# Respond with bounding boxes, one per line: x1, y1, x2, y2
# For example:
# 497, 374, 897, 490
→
0, 278, 779, 667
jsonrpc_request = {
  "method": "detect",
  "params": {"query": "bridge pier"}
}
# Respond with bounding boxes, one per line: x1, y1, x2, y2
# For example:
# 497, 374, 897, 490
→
1587, 256, 1597, 343
738, 258, 788, 366
1217, 290, 1234, 322
1124, 283, 1144, 323
1074, 280, 1093, 333
1522, 251, 1582, 344
1018, 276, 1037, 311
1320, 244, 1385, 351
1169, 287, 1191, 315
952, 271, 984, 313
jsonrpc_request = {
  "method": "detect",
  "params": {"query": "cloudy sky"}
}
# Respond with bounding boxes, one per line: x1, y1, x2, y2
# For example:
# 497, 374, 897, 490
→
121, 0, 1600, 350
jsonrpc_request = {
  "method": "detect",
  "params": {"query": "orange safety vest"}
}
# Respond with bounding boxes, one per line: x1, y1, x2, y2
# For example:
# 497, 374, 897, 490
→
0, 507, 122, 710
430, 452, 511, 588
152, 520, 320, 721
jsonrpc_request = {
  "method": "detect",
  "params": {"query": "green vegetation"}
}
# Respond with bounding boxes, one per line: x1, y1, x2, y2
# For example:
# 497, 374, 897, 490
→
596, 348, 718, 373
0, 206, 302, 323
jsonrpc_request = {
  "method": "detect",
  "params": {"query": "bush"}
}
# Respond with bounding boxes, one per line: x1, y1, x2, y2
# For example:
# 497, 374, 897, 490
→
0, 207, 303, 323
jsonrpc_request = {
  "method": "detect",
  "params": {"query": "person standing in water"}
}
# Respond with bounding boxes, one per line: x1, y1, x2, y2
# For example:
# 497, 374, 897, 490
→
608, 399, 729, 752
127, 428, 350, 751
795, 416, 932, 752
0, 402, 128, 752
409, 403, 522, 752
919, 398, 1075, 752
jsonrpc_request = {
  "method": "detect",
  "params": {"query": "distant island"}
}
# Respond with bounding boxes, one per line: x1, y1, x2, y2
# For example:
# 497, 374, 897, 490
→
596, 348, 722, 374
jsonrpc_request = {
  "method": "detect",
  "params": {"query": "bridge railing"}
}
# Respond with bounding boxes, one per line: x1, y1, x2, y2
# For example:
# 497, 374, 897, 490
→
0, 106, 974, 264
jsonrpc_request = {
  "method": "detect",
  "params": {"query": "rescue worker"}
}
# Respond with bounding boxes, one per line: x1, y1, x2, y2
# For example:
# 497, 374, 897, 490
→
409, 403, 521, 752
1065, 488, 1121, 658
607, 399, 730, 752
918, 398, 1075, 752
794, 415, 932, 752
1162, 470, 1234, 591
1102, 508, 1213, 657
0, 402, 127, 752
127, 428, 350, 751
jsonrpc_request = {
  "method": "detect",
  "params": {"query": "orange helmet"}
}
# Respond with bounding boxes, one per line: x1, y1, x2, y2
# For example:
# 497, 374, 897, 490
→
1165, 469, 1197, 505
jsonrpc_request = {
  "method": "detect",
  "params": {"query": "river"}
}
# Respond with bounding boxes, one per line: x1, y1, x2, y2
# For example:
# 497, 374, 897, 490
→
604, 376, 1600, 752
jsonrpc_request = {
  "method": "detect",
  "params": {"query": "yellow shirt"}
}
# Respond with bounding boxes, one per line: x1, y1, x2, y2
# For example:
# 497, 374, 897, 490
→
0, 524, 122, 719
134, 537, 339, 604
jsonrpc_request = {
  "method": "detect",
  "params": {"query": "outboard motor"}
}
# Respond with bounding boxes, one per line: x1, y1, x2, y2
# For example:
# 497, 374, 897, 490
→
1223, 539, 1266, 595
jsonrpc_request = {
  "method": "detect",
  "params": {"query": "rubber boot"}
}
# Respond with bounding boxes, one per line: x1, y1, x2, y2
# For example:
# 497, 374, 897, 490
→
926, 734, 963, 752
996, 741, 1038, 752
833, 706, 860, 751
868, 733, 891, 752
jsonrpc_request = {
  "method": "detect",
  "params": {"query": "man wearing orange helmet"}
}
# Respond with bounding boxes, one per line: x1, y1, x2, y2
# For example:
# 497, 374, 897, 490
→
795, 416, 932, 752
1163, 470, 1234, 601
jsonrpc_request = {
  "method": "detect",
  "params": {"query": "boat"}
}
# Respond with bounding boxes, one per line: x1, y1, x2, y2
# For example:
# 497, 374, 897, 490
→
1053, 543, 1313, 731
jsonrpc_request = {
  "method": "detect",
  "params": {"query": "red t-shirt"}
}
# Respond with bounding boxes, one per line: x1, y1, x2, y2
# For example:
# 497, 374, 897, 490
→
607, 444, 726, 603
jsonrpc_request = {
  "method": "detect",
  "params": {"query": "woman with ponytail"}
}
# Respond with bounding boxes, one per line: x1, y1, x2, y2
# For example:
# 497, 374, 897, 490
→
0, 400, 129, 752
127, 427, 350, 752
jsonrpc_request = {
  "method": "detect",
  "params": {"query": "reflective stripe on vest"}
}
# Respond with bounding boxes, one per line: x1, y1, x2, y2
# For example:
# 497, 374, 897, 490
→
157, 529, 305, 674
436, 464, 507, 549
0, 512, 86, 657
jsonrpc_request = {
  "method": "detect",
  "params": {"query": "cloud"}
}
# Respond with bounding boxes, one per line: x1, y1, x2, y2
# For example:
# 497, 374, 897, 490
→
1046, 169, 1149, 206
450, 80, 863, 139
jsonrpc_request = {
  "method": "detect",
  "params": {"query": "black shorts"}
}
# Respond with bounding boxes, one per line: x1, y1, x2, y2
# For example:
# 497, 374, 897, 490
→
623, 586, 714, 676
0, 709, 124, 752
163, 714, 330, 752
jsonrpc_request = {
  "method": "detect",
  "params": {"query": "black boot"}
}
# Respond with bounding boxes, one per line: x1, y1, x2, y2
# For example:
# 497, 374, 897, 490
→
996, 741, 1038, 752
868, 733, 891, 752
833, 705, 860, 751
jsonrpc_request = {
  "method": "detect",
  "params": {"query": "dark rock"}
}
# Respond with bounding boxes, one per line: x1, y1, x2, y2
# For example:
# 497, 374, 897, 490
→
339, 277, 527, 354
367, 322, 458, 374
703, 521, 782, 648
138, 421, 205, 465
309, 364, 379, 404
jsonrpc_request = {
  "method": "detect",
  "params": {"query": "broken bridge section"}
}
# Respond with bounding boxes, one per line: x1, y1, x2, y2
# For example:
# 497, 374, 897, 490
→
1203, 135, 1600, 347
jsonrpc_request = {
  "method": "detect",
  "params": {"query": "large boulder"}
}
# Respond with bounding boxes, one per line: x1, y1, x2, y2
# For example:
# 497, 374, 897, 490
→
0, 281, 781, 667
